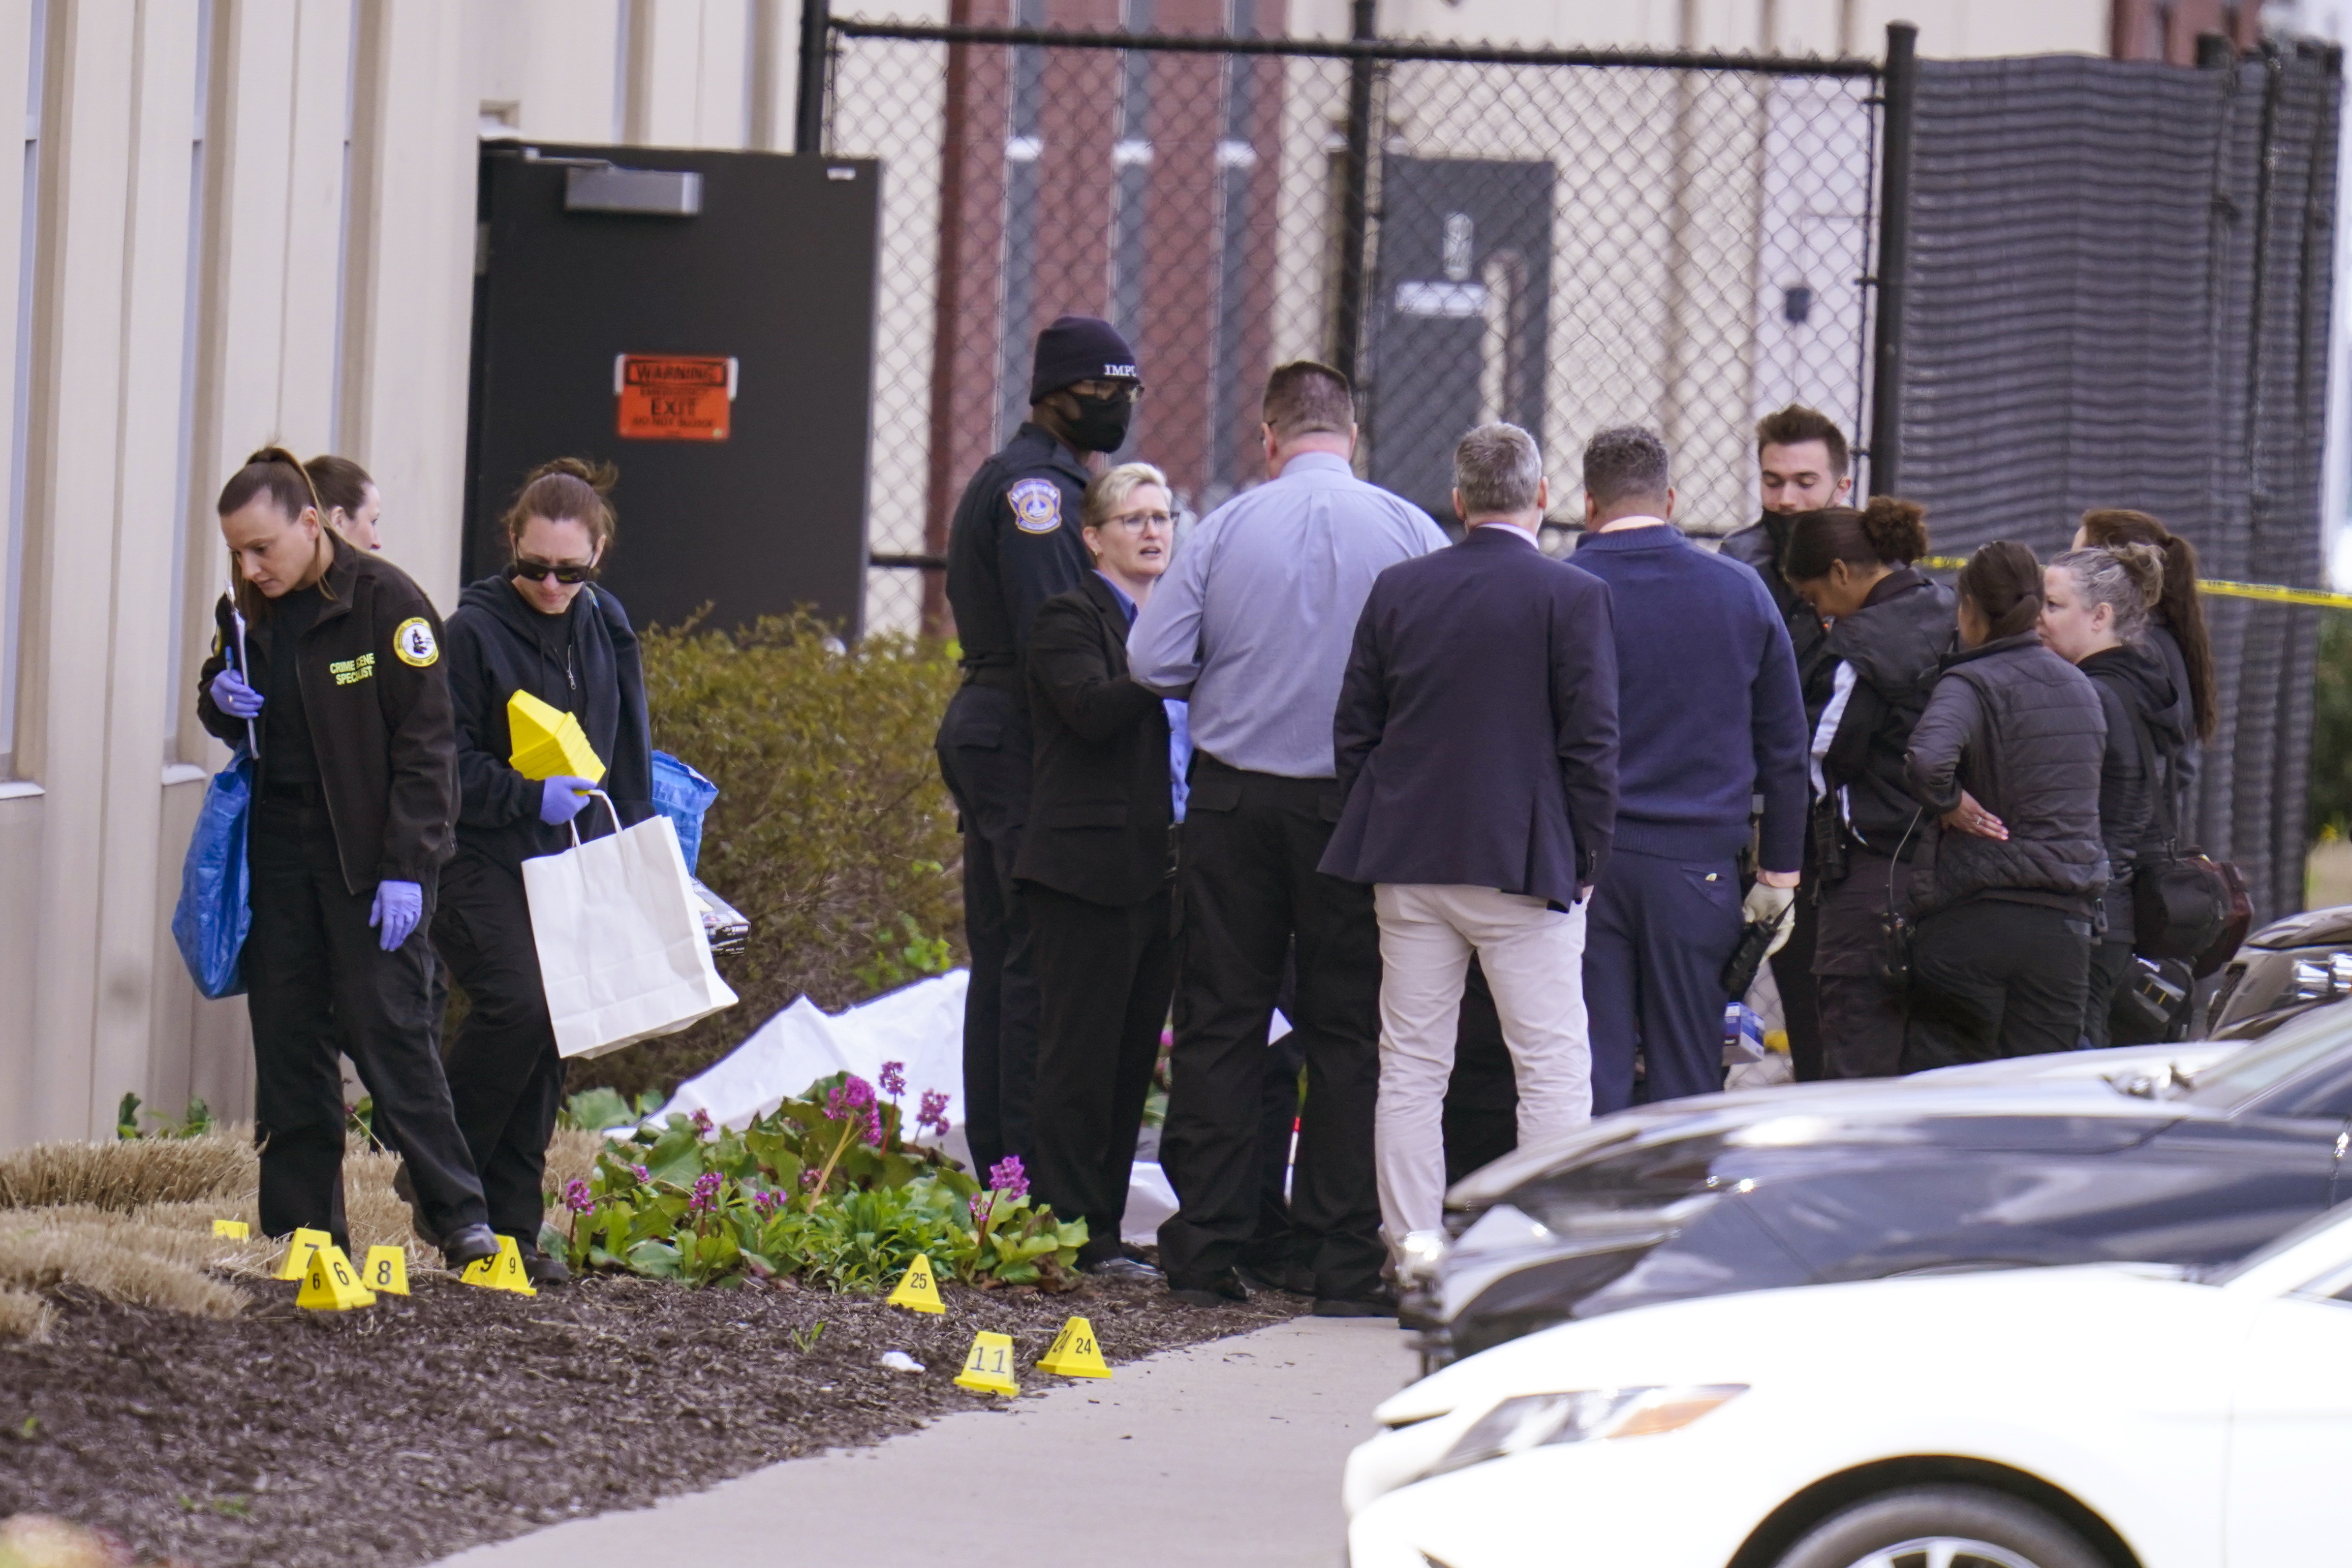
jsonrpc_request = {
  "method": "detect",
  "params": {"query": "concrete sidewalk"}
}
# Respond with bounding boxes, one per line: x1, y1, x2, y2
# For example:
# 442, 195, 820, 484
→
436, 1315, 1418, 1568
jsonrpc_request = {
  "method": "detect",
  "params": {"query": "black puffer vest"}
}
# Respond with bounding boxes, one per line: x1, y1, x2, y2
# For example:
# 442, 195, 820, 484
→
1904, 632, 2109, 916
1820, 569, 1955, 855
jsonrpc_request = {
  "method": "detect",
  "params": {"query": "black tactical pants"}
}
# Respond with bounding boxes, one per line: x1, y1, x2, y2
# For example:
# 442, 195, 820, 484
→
245, 794, 487, 1248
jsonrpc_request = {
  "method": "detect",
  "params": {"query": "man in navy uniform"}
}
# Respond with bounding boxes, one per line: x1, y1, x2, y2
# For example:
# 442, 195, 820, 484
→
938, 315, 1143, 1181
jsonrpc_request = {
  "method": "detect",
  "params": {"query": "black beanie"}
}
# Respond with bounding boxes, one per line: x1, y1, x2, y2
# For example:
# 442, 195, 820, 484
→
1030, 316, 1139, 402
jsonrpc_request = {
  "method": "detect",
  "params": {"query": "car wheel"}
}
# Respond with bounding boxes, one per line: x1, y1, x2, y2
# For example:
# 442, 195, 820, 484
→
1773, 1485, 2106, 1568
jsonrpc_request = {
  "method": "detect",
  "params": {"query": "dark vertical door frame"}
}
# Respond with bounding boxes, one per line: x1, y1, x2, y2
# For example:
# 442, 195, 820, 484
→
1866, 20, 1917, 498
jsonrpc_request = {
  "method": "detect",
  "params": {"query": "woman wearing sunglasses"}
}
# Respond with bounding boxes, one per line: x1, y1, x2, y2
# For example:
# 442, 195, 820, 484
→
432, 457, 655, 1284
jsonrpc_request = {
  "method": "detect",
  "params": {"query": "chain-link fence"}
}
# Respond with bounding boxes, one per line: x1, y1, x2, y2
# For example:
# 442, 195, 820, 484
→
823, 20, 1883, 635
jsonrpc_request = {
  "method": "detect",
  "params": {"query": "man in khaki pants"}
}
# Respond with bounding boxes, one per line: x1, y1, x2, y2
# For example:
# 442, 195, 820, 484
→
1320, 423, 1621, 1256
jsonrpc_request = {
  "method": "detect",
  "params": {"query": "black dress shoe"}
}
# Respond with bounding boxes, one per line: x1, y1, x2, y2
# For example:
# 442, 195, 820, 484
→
391, 1164, 441, 1249
1234, 1261, 1315, 1297
1166, 1270, 1250, 1308
1312, 1283, 1399, 1319
441, 1224, 500, 1270
514, 1242, 572, 1287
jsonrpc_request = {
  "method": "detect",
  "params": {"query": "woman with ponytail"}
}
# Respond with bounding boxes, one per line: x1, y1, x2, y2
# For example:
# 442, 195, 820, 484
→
2077, 509, 2215, 805
432, 458, 655, 1287
1900, 542, 2109, 1068
195, 446, 496, 1269
1780, 497, 1953, 1077
2041, 544, 2184, 1044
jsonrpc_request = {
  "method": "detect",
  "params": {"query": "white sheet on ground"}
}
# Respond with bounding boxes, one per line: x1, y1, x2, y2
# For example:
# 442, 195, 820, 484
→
1122, 1159, 1178, 1246
658, 970, 970, 1137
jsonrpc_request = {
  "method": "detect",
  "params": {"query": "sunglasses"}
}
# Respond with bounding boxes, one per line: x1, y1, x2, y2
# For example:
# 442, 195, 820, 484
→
511, 557, 599, 584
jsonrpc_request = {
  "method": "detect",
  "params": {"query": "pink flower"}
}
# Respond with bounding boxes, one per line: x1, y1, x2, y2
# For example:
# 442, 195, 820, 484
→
630, 1164, 650, 1184
968, 1191, 992, 1222
879, 1060, 907, 1099
799, 1168, 821, 1190
823, 1075, 877, 1124
562, 1179, 595, 1214
986, 1154, 1028, 1200
688, 1171, 724, 1212
916, 1090, 950, 1137
690, 1108, 714, 1136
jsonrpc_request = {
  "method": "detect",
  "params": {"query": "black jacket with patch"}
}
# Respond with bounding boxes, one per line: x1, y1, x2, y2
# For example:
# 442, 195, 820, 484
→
197, 538, 457, 893
942, 422, 1093, 682
443, 574, 655, 875
1818, 567, 1955, 858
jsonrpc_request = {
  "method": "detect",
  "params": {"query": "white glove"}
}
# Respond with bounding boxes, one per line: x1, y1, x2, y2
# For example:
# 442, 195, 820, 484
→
1743, 881, 1798, 959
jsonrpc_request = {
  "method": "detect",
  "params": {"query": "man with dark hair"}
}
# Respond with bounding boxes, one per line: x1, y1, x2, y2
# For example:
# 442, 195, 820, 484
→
1573, 427, 1809, 1111
937, 316, 1143, 1185
1129, 359, 1447, 1315
1720, 403, 1852, 1082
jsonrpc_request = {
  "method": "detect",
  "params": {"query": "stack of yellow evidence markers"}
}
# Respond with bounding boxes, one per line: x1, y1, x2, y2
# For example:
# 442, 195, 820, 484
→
507, 690, 605, 783
460, 1234, 539, 1297
1037, 1316, 1111, 1379
886, 1255, 944, 1313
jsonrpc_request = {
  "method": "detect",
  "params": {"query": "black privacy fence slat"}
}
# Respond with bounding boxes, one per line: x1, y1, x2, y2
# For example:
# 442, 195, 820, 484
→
1895, 47, 2342, 921
829, 19, 2338, 921
824, 18, 1884, 637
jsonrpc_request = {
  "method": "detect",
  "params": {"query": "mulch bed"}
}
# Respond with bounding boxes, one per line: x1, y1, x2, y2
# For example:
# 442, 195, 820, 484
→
1, 1269, 1310, 1568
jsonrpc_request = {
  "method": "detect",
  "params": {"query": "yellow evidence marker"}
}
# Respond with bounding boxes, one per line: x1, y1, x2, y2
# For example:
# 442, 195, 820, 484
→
1037, 1315, 1111, 1379
360, 1245, 411, 1296
211, 1219, 250, 1240
297, 1245, 377, 1311
460, 1233, 539, 1297
953, 1330, 1018, 1396
274, 1226, 333, 1281
886, 1254, 944, 1314
507, 691, 605, 784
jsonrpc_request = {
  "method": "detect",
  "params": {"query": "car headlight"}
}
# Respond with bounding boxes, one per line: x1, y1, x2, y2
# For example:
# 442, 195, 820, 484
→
1429, 1385, 1746, 1478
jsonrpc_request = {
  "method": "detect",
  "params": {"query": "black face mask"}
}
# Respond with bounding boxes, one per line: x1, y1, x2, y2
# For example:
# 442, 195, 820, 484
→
1066, 392, 1133, 455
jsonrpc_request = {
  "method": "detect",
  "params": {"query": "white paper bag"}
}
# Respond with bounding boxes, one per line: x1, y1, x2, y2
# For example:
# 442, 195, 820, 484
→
522, 794, 738, 1058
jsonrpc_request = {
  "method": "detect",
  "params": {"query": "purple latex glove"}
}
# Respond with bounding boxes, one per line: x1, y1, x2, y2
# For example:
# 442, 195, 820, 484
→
539, 776, 596, 826
368, 880, 423, 952
210, 667, 264, 719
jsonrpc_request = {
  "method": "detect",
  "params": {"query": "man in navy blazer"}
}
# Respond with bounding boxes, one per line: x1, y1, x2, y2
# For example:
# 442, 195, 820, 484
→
1321, 422, 1619, 1253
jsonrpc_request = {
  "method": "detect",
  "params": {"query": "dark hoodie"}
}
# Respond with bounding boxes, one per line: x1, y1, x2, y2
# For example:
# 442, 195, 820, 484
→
1720, 513, 1838, 726
2079, 641, 2185, 945
443, 573, 655, 875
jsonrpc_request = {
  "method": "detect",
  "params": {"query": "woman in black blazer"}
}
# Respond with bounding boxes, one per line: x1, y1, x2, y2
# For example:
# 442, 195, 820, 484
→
1015, 462, 1181, 1281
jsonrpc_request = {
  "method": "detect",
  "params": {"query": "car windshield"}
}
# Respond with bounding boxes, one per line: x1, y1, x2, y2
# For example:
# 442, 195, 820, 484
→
2173, 1002, 2352, 1109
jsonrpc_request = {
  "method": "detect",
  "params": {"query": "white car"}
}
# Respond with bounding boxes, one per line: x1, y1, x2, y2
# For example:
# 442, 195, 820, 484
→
1348, 1198, 2352, 1567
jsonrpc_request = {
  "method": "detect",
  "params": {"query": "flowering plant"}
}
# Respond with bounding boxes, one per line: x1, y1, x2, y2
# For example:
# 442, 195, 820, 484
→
549, 1071, 1085, 1292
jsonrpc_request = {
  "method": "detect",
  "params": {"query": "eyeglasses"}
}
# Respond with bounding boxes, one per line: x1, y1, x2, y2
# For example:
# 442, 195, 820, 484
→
511, 557, 599, 584
1097, 510, 1172, 530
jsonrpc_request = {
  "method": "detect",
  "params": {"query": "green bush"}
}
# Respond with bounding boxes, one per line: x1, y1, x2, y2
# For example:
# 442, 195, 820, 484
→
566, 614, 965, 1103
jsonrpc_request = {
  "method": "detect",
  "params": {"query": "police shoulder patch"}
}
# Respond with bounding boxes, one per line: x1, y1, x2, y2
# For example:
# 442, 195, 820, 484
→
392, 616, 439, 668
1008, 477, 1063, 535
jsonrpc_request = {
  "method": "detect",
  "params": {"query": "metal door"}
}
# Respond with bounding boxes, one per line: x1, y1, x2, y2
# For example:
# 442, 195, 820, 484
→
1366, 158, 1554, 522
466, 145, 881, 636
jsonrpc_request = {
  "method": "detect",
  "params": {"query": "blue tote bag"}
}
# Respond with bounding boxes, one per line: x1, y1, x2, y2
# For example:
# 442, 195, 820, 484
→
649, 750, 720, 873
171, 752, 254, 1000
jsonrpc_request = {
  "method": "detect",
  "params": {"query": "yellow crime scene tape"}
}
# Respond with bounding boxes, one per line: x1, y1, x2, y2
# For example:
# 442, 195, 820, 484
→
1915, 556, 2352, 611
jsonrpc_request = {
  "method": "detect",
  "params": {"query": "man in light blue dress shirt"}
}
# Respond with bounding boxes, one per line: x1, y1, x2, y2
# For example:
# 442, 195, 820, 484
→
1128, 360, 1448, 1314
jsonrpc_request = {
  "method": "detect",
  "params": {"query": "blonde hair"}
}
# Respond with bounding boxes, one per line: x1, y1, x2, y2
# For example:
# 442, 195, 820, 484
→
1080, 462, 1169, 531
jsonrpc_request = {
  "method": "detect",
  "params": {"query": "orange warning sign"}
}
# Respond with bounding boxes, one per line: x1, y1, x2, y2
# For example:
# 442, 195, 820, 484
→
615, 354, 735, 441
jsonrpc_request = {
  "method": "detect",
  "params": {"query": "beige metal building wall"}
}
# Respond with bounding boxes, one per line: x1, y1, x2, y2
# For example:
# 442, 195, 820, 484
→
0, 0, 799, 1153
